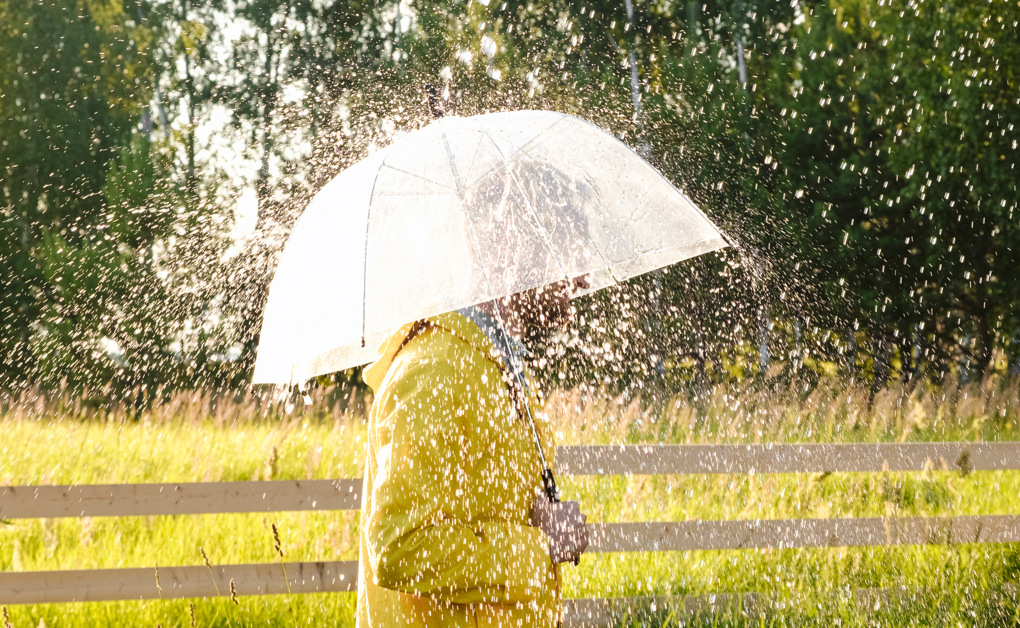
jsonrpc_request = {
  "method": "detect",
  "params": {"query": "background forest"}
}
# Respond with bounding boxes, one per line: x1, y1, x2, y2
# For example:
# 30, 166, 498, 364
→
2, 0, 1018, 404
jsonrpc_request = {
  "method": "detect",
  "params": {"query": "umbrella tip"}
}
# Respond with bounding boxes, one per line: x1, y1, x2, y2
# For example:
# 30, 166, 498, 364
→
424, 83, 444, 120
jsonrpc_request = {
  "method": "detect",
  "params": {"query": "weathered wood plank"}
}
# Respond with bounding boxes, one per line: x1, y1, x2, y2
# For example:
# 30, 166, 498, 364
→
557, 442, 1020, 475
0, 479, 362, 519
2, 443, 1019, 520
587, 515, 1020, 553
0, 560, 358, 605
4, 516, 1019, 605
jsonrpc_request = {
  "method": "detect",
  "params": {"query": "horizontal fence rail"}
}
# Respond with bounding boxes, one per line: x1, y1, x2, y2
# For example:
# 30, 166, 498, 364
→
562, 591, 880, 628
556, 442, 1020, 476
589, 515, 1020, 552
0, 479, 362, 519
4, 516, 1020, 605
3, 443, 1016, 520
0, 561, 358, 605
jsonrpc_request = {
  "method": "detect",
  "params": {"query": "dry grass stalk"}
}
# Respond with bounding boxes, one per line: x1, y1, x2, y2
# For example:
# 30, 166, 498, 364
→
540, 374, 1019, 445
0, 380, 366, 425
79, 517, 94, 547
2, 606, 12, 628
189, 603, 196, 628
265, 446, 278, 481
40, 518, 57, 558
272, 523, 292, 595
199, 547, 220, 597
229, 578, 238, 604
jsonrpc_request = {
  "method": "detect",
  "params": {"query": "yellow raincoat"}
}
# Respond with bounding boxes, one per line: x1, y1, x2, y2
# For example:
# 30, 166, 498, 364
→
356, 311, 560, 628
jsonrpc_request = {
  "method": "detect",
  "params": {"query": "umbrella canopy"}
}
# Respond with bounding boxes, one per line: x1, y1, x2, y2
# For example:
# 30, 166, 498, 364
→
253, 110, 727, 385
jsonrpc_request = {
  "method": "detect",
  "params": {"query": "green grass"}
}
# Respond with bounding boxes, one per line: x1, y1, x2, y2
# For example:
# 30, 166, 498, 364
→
2, 376, 1020, 626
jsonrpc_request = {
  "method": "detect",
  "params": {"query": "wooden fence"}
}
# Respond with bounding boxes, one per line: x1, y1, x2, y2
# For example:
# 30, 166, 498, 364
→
2, 442, 1019, 626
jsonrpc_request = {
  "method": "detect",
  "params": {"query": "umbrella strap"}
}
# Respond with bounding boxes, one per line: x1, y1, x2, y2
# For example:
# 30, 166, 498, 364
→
501, 370, 527, 423
393, 320, 436, 359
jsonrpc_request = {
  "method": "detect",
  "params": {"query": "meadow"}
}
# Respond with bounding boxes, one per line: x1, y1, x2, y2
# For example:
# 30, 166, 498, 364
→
2, 376, 1020, 627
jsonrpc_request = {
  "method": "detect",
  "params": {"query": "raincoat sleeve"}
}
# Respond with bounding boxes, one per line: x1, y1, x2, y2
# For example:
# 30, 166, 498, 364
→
364, 357, 555, 604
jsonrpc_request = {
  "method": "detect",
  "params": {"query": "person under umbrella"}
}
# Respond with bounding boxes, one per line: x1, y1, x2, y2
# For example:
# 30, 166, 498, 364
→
250, 106, 729, 627
356, 165, 592, 628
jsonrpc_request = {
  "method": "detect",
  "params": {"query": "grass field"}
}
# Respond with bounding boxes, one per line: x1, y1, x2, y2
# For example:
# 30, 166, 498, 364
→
2, 376, 1020, 626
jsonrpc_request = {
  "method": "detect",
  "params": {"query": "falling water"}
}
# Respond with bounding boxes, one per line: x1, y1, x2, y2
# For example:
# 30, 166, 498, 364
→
2, 0, 1019, 625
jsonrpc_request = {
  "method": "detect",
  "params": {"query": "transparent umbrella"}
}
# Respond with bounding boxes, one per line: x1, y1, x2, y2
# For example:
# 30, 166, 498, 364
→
253, 109, 728, 385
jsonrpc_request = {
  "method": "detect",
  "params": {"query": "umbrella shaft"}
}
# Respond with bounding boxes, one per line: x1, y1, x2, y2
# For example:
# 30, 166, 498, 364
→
512, 343, 558, 502
490, 301, 559, 502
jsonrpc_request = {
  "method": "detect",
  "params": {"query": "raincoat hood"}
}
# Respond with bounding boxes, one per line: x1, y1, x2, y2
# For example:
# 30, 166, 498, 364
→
361, 311, 501, 393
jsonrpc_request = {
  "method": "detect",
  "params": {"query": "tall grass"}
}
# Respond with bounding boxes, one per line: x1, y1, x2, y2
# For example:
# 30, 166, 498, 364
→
2, 376, 1019, 626
546, 373, 1020, 445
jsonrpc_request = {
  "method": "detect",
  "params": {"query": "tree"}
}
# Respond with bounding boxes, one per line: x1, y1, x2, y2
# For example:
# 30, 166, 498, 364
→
0, 0, 153, 393
758, 0, 1020, 380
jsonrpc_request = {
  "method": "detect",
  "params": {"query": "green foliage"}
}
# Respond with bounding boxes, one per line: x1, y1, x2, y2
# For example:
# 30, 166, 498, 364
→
518, 0, 1020, 392
0, 0, 165, 396
753, 0, 1020, 379
0, 0, 245, 400
0, 0, 125, 368
879, 0, 1020, 373
2, 0, 1018, 398
103, 130, 159, 224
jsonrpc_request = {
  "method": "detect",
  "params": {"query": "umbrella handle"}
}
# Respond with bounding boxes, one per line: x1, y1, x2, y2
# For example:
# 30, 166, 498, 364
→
540, 468, 580, 566
541, 467, 560, 503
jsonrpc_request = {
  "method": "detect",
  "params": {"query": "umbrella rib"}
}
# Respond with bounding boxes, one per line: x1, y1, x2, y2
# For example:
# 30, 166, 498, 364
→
514, 116, 620, 284
358, 155, 458, 348
360, 157, 388, 348
440, 128, 503, 306
461, 135, 487, 189
574, 201, 623, 286
447, 117, 568, 193
569, 116, 729, 247
440, 131, 466, 198
489, 114, 569, 162
475, 126, 572, 283
375, 164, 456, 192
439, 117, 561, 193
476, 118, 622, 286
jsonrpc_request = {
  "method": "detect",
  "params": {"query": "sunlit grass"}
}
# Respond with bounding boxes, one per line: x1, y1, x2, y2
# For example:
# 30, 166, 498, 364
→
2, 376, 1019, 626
